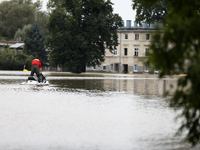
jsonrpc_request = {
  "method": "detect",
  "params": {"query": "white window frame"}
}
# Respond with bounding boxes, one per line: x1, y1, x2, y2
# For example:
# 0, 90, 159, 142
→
135, 34, 139, 40
134, 64, 138, 72
134, 48, 139, 56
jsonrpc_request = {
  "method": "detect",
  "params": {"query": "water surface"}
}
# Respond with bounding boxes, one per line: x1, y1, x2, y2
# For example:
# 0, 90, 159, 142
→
0, 71, 199, 150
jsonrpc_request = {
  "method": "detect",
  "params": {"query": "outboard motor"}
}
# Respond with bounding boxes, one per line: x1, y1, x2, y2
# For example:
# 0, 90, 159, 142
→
39, 74, 46, 83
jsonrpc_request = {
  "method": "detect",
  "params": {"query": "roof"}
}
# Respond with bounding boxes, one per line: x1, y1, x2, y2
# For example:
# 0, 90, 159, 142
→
0, 41, 22, 46
9, 43, 24, 48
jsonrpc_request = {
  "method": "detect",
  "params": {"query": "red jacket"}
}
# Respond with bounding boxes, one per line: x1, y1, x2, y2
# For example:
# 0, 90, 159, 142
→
31, 59, 41, 68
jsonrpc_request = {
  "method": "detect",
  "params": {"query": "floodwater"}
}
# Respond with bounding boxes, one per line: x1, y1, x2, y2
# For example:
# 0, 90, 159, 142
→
0, 71, 199, 150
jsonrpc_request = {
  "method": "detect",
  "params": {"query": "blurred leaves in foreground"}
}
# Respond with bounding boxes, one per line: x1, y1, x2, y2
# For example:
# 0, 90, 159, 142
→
143, 0, 200, 146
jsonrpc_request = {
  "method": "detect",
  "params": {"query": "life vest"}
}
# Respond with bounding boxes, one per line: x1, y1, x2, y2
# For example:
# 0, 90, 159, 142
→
31, 59, 41, 68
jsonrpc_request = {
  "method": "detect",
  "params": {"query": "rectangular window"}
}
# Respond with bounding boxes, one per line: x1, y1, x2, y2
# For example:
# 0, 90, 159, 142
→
146, 34, 150, 40
145, 66, 149, 72
145, 48, 149, 56
103, 65, 106, 71
110, 64, 113, 70
114, 49, 117, 55
135, 34, 139, 40
134, 48, 138, 56
134, 65, 138, 72
124, 48, 128, 56
104, 49, 107, 56
125, 34, 128, 39
93, 65, 96, 70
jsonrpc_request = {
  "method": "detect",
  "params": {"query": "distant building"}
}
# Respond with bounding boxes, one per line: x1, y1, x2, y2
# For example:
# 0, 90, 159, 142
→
86, 20, 157, 74
9, 43, 24, 52
0, 41, 24, 52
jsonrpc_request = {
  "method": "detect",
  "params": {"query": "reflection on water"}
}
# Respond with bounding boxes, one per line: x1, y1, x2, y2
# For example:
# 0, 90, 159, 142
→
0, 71, 199, 150
49, 78, 177, 97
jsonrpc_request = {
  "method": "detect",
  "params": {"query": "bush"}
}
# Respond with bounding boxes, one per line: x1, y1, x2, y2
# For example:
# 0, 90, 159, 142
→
0, 48, 34, 70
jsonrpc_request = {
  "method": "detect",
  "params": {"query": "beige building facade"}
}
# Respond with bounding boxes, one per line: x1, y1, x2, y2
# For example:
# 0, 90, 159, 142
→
86, 20, 156, 74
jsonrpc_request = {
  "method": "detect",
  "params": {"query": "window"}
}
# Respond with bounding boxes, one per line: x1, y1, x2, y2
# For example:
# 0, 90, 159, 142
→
104, 49, 107, 56
145, 66, 149, 72
134, 65, 138, 72
134, 48, 138, 56
103, 65, 106, 71
93, 65, 96, 70
125, 34, 128, 39
145, 48, 149, 56
146, 34, 150, 40
110, 64, 113, 70
114, 49, 117, 55
135, 34, 139, 40
124, 48, 128, 56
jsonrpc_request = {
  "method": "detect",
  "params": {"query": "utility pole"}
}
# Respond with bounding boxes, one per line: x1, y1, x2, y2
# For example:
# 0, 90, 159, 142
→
119, 31, 121, 73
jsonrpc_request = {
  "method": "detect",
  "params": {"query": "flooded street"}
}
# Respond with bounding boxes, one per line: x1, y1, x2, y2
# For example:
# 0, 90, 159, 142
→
0, 71, 199, 150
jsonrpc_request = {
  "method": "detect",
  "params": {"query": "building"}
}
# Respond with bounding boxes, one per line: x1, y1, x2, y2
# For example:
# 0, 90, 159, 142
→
0, 41, 24, 52
9, 43, 24, 52
86, 20, 157, 74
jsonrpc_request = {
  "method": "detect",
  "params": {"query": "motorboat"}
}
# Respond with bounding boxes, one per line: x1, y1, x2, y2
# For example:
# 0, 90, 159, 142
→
21, 74, 49, 86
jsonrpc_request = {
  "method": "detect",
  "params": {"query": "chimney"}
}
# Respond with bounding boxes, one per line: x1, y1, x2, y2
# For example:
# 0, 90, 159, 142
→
150, 23, 155, 29
134, 21, 137, 29
126, 20, 131, 28
143, 22, 147, 29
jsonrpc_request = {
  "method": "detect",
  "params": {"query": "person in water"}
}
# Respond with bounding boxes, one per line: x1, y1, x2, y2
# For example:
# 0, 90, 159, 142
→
30, 56, 42, 79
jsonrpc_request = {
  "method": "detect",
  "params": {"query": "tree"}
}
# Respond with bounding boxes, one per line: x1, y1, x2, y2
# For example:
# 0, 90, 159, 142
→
35, 11, 50, 36
132, 0, 168, 25
24, 24, 48, 65
0, 33, 5, 41
142, 0, 200, 146
0, 0, 35, 39
0, 47, 33, 70
0, 0, 49, 40
14, 24, 32, 41
46, 0, 123, 73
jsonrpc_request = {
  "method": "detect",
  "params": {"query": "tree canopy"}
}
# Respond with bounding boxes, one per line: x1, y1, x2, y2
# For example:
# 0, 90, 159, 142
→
142, 0, 200, 146
0, 0, 49, 40
0, 47, 33, 70
24, 24, 48, 65
46, 0, 123, 73
14, 24, 32, 41
132, 0, 168, 24
0, 0, 35, 39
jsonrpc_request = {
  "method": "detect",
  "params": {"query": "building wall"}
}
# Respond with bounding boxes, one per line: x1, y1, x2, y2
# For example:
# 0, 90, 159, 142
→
86, 22, 156, 73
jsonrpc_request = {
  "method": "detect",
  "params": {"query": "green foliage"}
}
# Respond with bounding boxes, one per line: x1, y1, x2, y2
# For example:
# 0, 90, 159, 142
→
132, 0, 168, 25
0, 47, 33, 70
14, 24, 32, 41
47, 0, 123, 73
35, 11, 50, 36
24, 24, 48, 65
0, 33, 6, 41
0, 0, 49, 40
143, 0, 200, 146
33, 0, 42, 11
0, 0, 35, 39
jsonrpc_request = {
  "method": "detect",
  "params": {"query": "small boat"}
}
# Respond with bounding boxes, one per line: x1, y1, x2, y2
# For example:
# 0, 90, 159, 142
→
21, 75, 49, 86
23, 69, 30, 72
